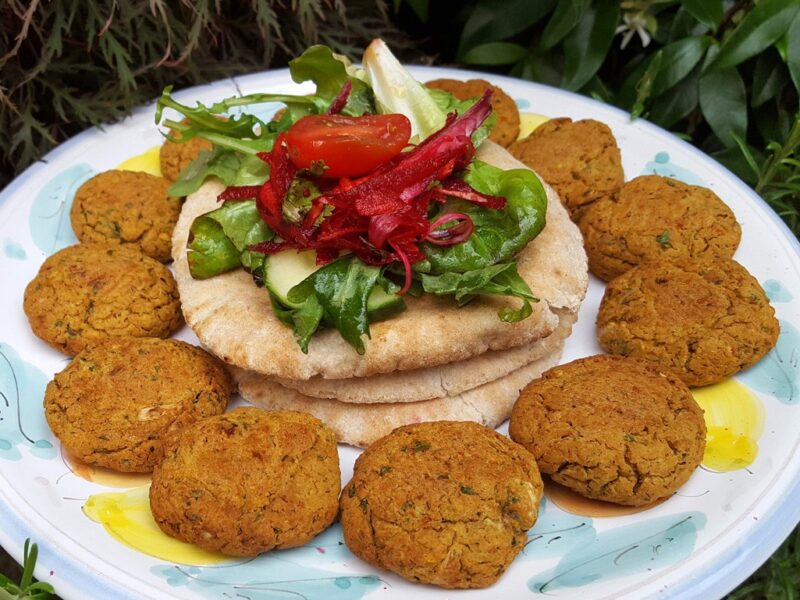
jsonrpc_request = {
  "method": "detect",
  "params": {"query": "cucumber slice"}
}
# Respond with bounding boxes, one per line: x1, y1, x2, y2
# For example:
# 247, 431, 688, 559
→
263, 250, 405, 318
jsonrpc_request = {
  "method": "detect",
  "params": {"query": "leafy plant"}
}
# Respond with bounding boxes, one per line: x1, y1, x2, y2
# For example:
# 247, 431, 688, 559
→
0, 540, 54, 600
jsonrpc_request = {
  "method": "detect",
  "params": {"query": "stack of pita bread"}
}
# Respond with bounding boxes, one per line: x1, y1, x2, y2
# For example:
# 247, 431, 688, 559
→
171, 142, 588, 447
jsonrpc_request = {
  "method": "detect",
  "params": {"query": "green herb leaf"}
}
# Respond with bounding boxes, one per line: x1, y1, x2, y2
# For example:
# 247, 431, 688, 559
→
168, 147, 269, 197
287, 256, 381, 354
420, 160, 547, 274
289, 45, 375, 117
699, 48, 748, 148
561, 0, 620, 91
461, 42, 529, 66
680, 0, 723, 32
648, 63, 701, 128
707, 0, 800, 71
656, 231, 673, 249
540, 0, 590, 50
420, 262, 537, 322
187, 200, 273, 279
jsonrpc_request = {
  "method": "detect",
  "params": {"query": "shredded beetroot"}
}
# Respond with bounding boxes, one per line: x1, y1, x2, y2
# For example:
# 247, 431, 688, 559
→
326, 81, 352, 115
243, 90, 500, 291
218, 185, 262, 202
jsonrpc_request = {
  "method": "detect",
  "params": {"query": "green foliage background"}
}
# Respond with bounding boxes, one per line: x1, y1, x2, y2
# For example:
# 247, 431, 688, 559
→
0, 0, 798, 598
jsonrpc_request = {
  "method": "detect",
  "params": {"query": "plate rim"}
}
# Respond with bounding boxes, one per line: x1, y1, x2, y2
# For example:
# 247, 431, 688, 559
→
1, 64, 799, 600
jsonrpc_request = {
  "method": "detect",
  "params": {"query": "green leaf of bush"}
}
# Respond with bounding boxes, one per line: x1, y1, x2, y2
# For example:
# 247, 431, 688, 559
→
651, 36, 712, 95
680, 0, 723, 32
540, 0, 590, 50
752, 49, 790, 108
458, 0, 555, 53
699, 64, 747, 148
649, 64, 701, 128
708, 0, 800, 71
787, 12, 800, 91
562, 0, 620, 91
461, 42, 529, 65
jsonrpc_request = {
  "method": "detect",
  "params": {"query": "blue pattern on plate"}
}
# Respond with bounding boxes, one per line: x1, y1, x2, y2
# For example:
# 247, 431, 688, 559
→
29, 164, 93, 255
0, 343, 56, 460
150, 524, 381, 599
528, 512, 706, 593
2, 238, 26, 260
522, 498, 596, 559
642, 152, 705, 185
763, 279, 793, 303
740, 320, 799, 404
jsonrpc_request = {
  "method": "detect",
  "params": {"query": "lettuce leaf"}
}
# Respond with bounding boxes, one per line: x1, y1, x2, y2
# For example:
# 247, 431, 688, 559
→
187, 200, 273, 279
418, 159, 546, 274
420, 262, 537, 322
426, 88, 497, 147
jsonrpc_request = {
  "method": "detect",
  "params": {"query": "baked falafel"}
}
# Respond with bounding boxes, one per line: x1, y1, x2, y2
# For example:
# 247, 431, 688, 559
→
45, 337, 232, 472
580, 175, 741, 281
23, 243, 182, 355
340, 421, 543, 589
150, 407, 341, 556
596, 258, 780, 387
70, 170, 181, 262
510, 354, 706, 506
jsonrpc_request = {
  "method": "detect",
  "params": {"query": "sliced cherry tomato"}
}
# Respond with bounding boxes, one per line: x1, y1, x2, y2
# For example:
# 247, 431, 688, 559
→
284, 114, 412, 178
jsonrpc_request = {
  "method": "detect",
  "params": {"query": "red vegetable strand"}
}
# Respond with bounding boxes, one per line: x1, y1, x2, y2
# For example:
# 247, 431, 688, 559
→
326, 80, 352, 115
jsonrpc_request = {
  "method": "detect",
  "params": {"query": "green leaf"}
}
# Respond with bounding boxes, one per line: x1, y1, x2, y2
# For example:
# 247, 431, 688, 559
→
269, 292, 324, 354
461, 42, 529, 66
419, 160, 547, 274
699, 60, 747, 148
561, 0, 620, 91
752, 49, 790, 107
458, 0, 556, 52
398, 0, 429, 21
288, 45, 375, 117
649, 63, 701, 128
187, 200, 273, 279
420, 262, 537, 322
787, 12, 800, 91
680, 0, 723, 32
167, 147, 264, 197
711, 145, 764, 186
540, 0, 590, 50
708, 0, 800, 71
287, 257, 381, 354
755, 100, 792, 146
651, 36, 712, 96
631, 50, 663, 119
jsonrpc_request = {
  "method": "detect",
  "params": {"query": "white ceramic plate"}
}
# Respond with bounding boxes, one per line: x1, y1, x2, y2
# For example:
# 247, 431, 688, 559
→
1, 66, 799, 600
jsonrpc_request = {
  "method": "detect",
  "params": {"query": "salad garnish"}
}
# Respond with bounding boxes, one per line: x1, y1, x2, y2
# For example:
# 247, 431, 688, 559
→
160, 40, 547, 354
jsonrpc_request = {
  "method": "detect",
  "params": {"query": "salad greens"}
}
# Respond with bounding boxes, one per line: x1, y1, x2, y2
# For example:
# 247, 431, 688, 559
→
165, 41, 549, 354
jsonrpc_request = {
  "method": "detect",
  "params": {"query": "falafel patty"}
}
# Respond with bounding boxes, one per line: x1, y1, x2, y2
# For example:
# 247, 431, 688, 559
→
23, 243, 182, 355
45, 337, 232, 472
580, 175, 741, 281
160, 133, 213, 183
509, 117, 623, 222
340, 421, 543, 589
70, 170, 181, 262
150, 407, 340, 556
597, 258, 780, 387
510, 355, 707, 506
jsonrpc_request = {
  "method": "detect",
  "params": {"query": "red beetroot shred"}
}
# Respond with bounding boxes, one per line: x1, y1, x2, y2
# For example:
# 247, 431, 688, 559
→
218, 89, 503, 294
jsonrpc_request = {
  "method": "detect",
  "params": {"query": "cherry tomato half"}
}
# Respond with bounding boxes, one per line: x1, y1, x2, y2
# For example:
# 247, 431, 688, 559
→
284, 113, 412, 178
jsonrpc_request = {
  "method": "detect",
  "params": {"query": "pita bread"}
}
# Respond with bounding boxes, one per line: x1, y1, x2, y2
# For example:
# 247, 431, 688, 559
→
235, 343, 564, 447
172, 142, 587, 379
273, 309, 575, 403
